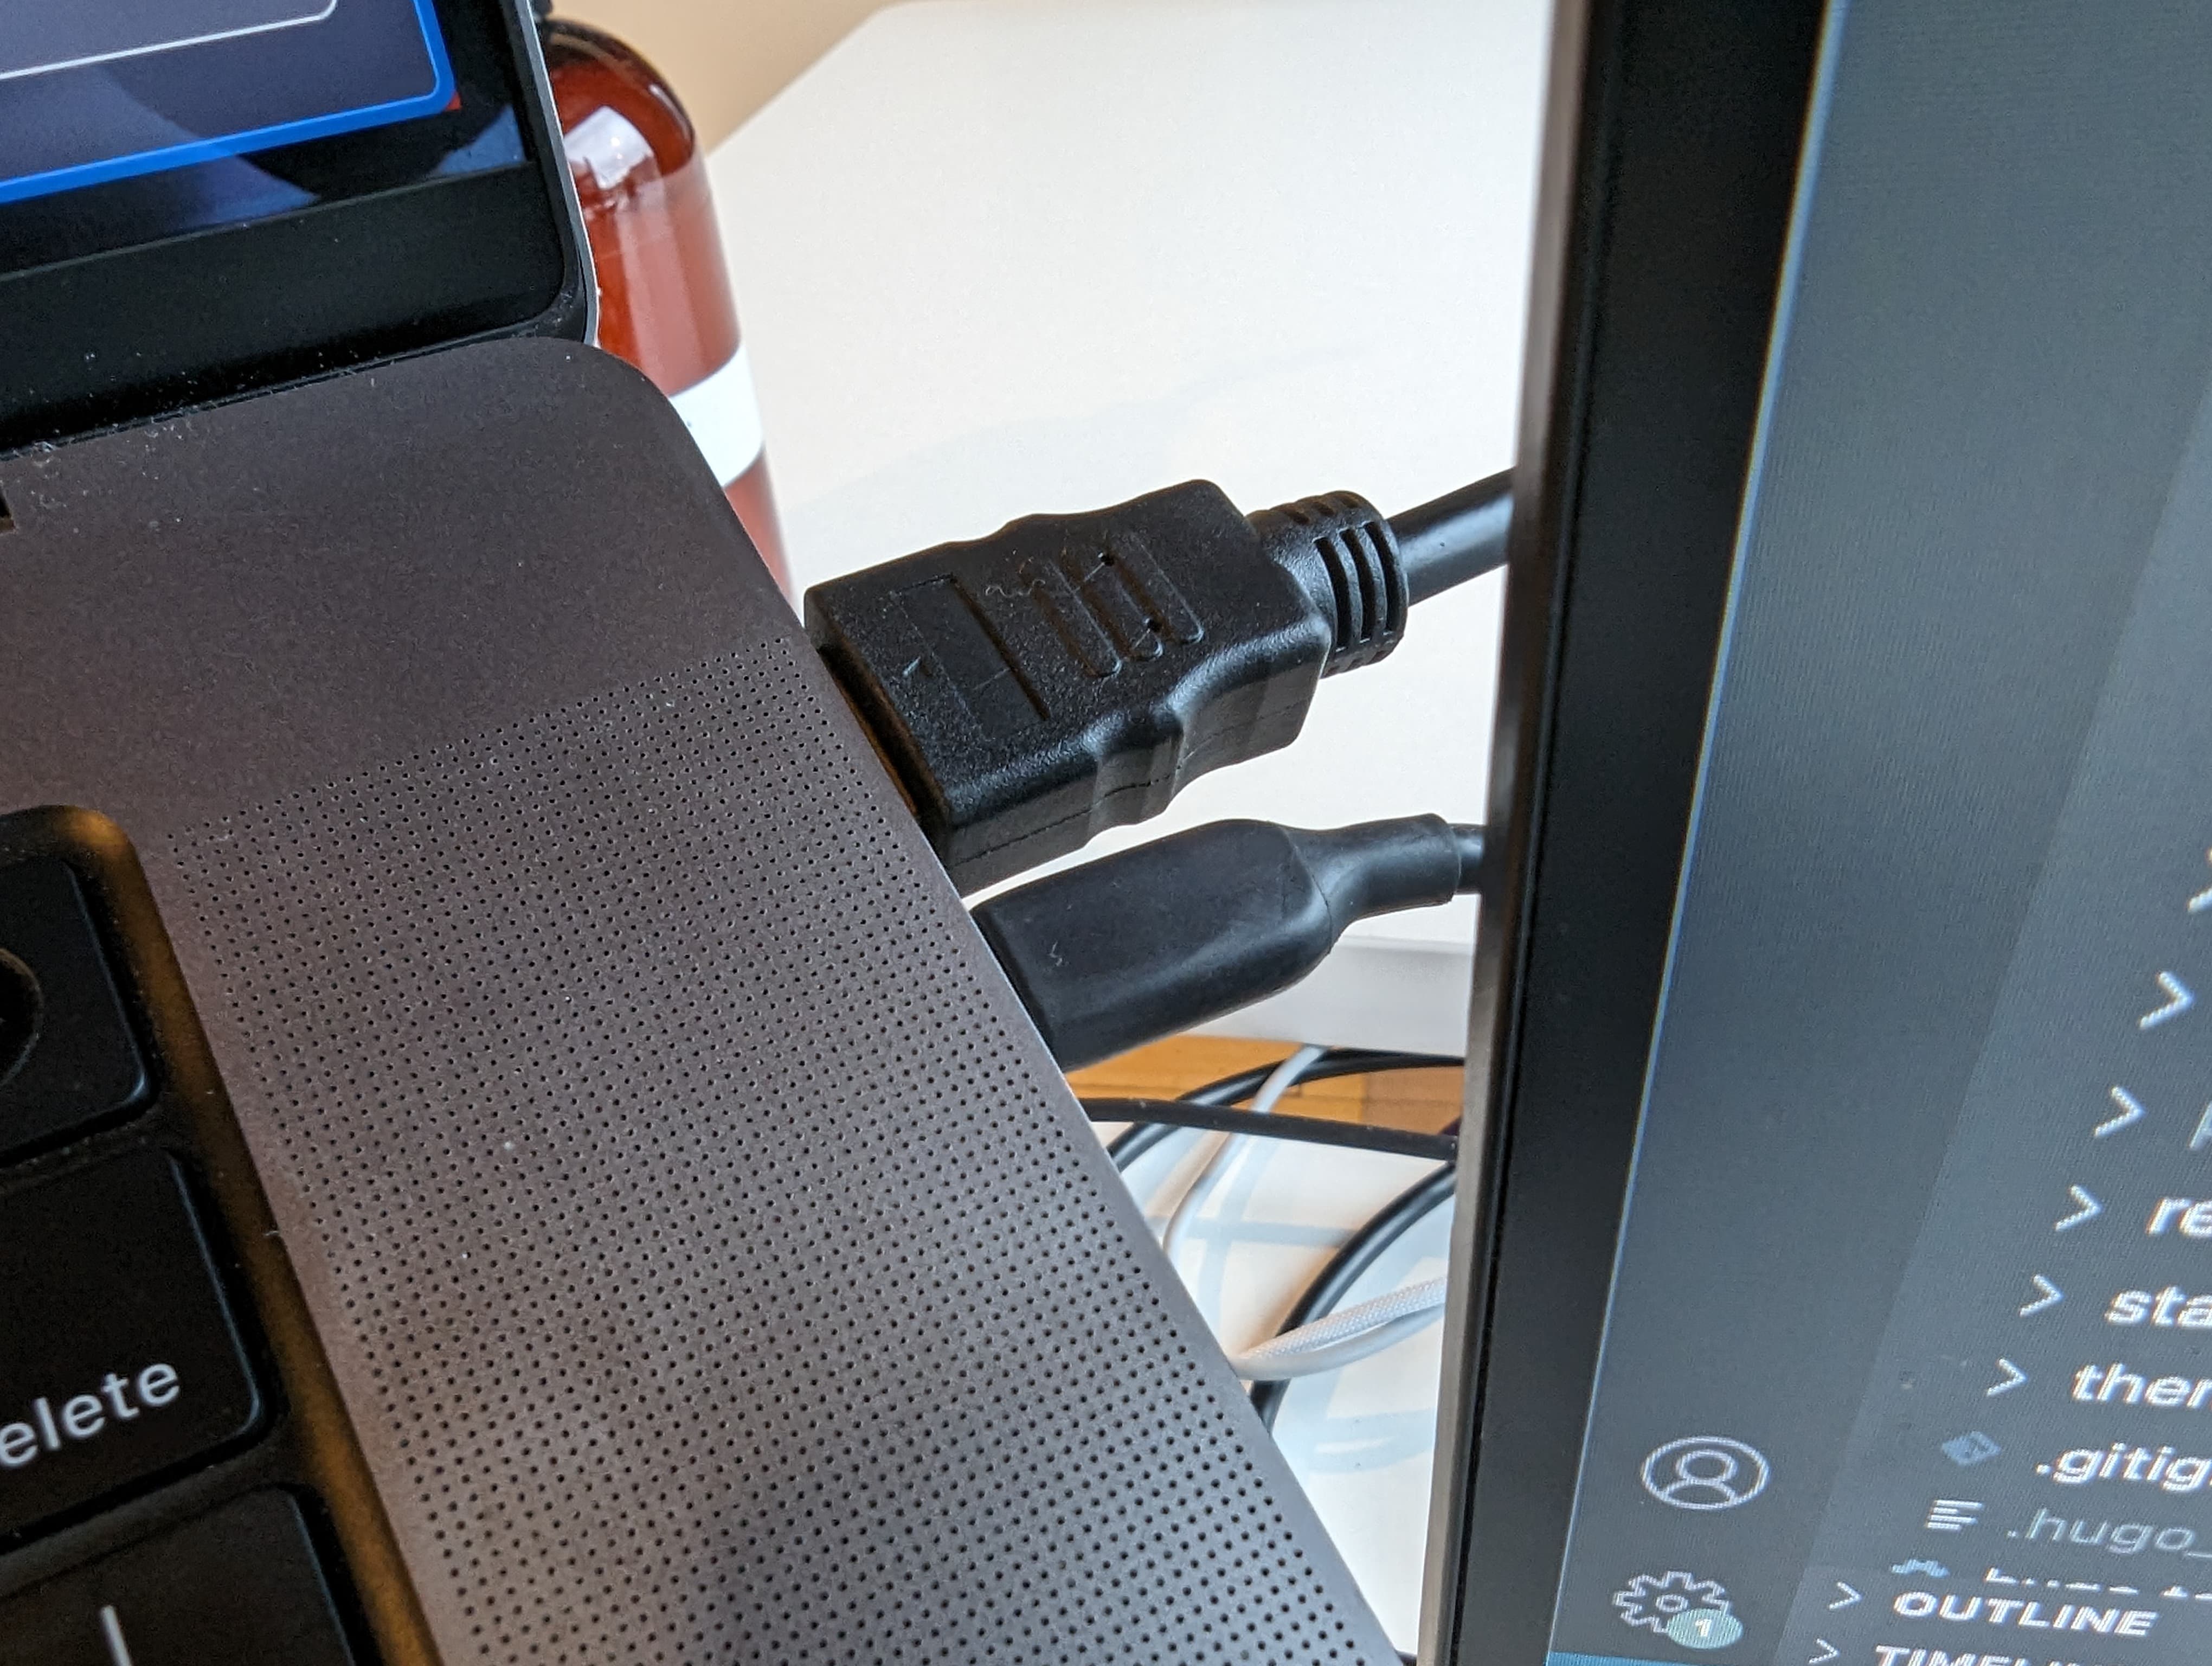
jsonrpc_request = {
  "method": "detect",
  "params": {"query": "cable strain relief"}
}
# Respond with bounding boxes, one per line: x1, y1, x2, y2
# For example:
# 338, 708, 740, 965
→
1450, 823, 1485, 891
1285, 814, 1464, 929
1249, 491, 1407, 674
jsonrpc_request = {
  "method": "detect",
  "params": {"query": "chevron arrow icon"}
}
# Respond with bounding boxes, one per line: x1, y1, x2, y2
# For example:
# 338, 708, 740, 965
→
2142, 972, 2195, 1029
2099, 1086, 2147, 1137
2056, 1186, 2101, 1231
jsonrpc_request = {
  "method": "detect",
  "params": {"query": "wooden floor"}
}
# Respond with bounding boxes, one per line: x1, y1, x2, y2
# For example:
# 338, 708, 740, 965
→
1066, 1035, 1465, 1135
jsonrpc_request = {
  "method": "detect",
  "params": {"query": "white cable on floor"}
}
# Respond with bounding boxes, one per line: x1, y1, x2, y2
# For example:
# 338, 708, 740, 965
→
1230, 1310, 1441, 1381
1227, 1275, 1449, 1381
1159, 1043, 1325, 1263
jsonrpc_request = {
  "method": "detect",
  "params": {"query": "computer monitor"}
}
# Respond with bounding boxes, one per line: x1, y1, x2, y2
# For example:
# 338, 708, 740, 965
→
1430, 2, 2212, 1664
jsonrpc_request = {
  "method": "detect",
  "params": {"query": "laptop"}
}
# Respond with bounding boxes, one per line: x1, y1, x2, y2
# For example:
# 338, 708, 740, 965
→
0, 4, 1397, 1661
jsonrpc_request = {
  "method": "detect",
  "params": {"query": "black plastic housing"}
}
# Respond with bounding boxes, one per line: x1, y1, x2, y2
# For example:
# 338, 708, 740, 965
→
806, 482, 1405, 891
0, 0, 590, 455
972, 815, 1479, 1068
1424, 0, 1827, 1659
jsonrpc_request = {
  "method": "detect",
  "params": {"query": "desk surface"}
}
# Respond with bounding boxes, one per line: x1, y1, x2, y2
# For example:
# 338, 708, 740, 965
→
708, 0, 1548, 1056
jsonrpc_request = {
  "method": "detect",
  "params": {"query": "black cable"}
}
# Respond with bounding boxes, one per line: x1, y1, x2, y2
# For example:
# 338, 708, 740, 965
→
976, 818, 1483, 1067
1105, 1048, 1327, 1170
1250, 1163, 1458, 1428
1390, 468, 1513, 605
1086, 1099, 1457, 1163
808, 476, 1511, 890
1183, 1047, 1462, 1108
1102, 1048, 1459, 1170
1106, 1119, 1182, 1171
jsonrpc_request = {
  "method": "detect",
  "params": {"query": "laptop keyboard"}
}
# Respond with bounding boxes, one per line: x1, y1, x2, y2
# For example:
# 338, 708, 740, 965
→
0, 816, 385, 1664
0, 861, 147, 1161
0, 1492, 355, 1666
0, 1152, 261, 1541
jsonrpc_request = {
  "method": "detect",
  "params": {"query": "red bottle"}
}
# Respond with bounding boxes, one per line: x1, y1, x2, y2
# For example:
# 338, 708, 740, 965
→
536, 9, 790, 592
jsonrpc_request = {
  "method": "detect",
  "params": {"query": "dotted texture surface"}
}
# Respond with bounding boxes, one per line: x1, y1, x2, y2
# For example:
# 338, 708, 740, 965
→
164, 642, 1387, 1665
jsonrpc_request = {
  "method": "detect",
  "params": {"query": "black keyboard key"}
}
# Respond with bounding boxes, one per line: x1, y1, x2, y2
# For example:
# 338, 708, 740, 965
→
0, 1490, 356, 1664
0, 860, 149, 1161
0, 1153, 259, 1541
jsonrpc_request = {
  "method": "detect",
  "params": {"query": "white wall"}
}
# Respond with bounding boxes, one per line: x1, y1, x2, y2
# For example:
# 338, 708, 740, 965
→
555, 0, 927, 149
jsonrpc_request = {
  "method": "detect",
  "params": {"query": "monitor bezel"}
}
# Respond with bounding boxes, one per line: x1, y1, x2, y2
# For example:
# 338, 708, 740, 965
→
1422, 0, 1830, 1659
0, 0, 589, 454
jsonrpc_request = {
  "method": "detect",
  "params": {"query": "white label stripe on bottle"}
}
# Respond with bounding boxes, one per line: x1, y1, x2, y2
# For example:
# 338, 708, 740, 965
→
562, 105, 652, 192
669, 343, 766, 486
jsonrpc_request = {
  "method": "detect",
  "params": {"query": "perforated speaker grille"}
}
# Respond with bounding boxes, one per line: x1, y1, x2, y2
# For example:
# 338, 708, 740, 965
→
163, 641, 1385, 1664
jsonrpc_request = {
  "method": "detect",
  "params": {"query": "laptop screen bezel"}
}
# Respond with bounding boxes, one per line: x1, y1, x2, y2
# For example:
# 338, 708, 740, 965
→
0, 0, 588, 454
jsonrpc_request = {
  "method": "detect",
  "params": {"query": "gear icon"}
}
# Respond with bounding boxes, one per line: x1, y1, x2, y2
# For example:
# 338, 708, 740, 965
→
1611, 1571, 1732, 1635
